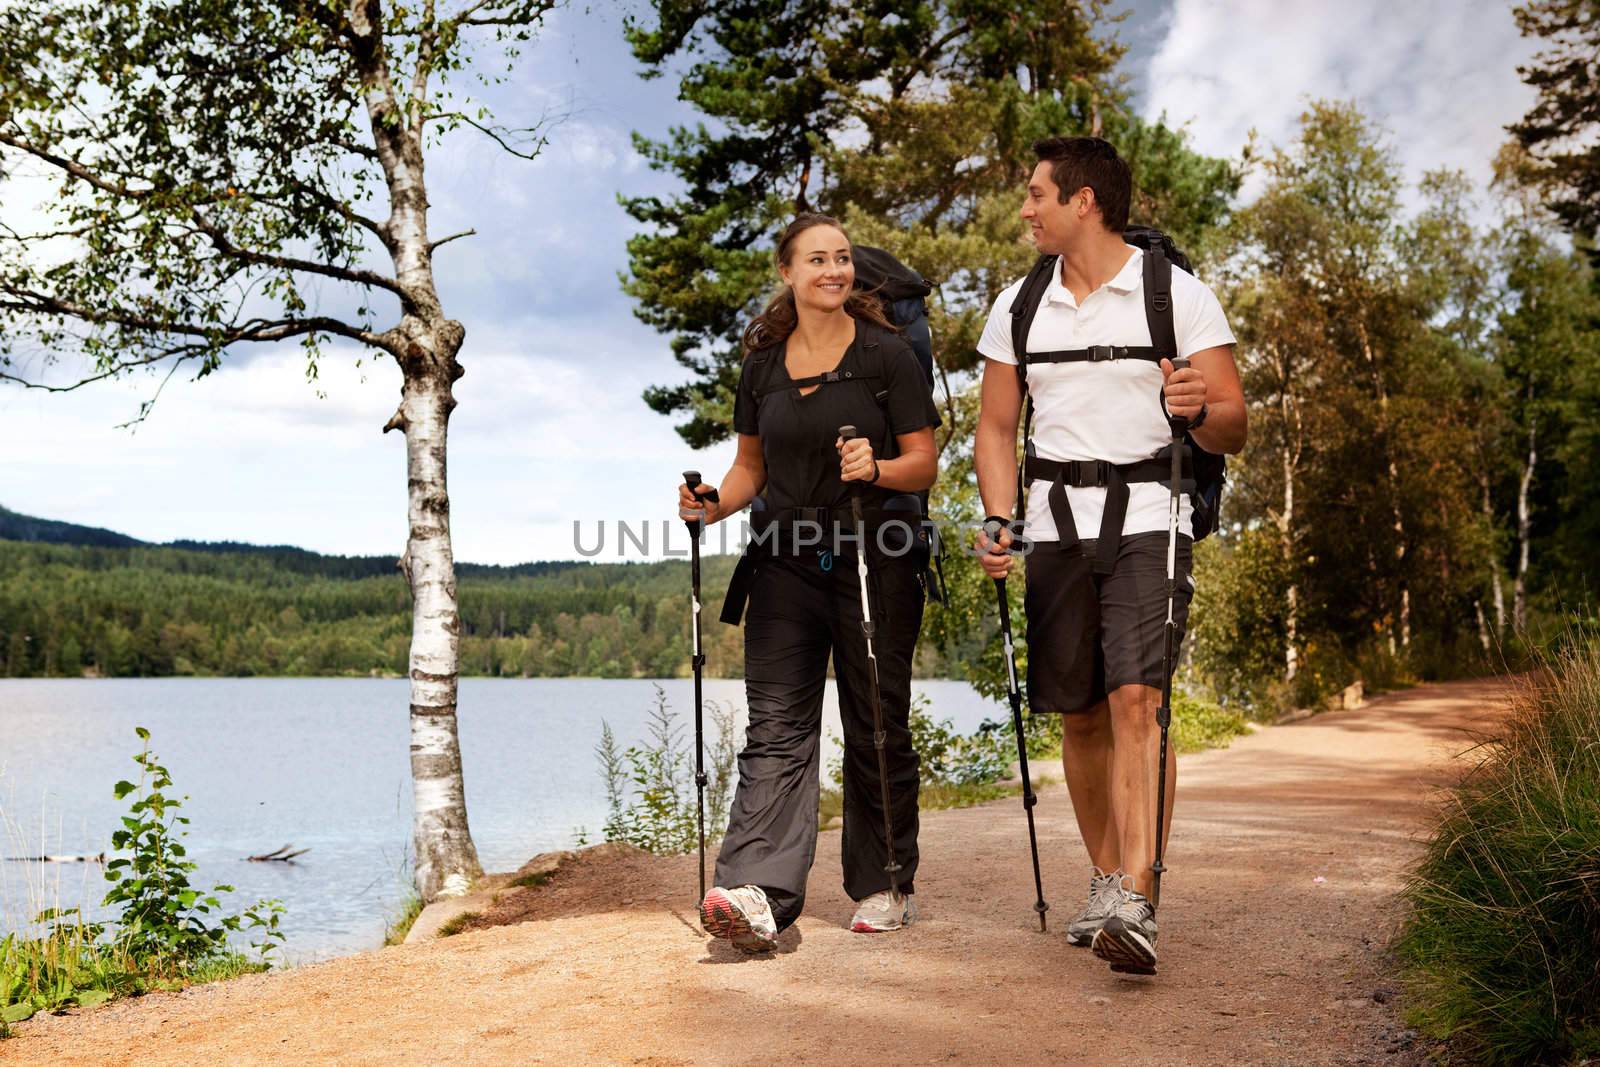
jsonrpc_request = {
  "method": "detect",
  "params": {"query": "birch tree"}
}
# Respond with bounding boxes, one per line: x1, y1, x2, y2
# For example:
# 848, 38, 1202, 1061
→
0, 0, 560, 901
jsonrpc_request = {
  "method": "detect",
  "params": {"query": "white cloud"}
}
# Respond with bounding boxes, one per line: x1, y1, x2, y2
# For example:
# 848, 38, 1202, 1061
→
1143, 0, 1539, 207
1, 327, 736, 564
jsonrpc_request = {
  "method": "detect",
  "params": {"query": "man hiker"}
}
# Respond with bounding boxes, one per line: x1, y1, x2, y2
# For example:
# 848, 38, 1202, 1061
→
973, 136, 1246, 974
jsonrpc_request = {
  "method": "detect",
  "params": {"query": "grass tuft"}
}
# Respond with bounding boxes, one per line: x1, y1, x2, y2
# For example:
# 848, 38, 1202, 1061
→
508, 870, 555, 890
436, 911, 480, 938
1396, 638, 1600, 1065
383, 891, 425, 947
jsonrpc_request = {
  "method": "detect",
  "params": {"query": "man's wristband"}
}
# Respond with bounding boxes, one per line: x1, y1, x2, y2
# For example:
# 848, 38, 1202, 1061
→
867, 459, 881, 484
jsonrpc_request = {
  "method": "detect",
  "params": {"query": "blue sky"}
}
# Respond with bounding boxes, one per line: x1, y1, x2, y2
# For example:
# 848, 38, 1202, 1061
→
1, 0, 1537, 563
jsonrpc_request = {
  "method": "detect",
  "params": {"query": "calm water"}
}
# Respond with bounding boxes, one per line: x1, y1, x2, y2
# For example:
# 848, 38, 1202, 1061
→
0, 677, 1002, 961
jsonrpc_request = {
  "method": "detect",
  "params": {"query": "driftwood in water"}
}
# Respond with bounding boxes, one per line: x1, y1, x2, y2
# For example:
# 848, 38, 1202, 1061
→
4, 853, 106, 863
247, 844, 309, 863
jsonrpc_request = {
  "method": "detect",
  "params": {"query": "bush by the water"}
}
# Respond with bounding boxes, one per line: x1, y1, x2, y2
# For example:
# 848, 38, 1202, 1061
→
1396, 641, 1600, 1065
1, 728, 283, 1027
596, 687, 741, 855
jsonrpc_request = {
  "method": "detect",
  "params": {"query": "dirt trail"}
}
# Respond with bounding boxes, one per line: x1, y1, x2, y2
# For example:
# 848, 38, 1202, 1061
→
9, 678, 1512, 1067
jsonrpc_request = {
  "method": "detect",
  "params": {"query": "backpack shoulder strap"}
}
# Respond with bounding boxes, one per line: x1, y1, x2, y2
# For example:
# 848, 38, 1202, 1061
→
1007, 255, 1056, 388
1143, 249, 1177, 363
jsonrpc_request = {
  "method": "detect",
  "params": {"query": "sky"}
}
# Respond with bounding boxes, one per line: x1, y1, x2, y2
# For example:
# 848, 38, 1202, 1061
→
0, 0, 1540, 564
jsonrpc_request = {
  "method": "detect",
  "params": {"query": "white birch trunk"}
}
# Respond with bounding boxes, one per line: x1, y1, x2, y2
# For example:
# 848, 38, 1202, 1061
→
355, 0, 482, 901
1480, 470, 1506, 633
1279, 381, 1299, 683
392, 356, 480, 901
1514, 411, 1536, 633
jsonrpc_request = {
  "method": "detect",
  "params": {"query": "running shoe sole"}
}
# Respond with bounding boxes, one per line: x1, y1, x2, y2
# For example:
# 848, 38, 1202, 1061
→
1091, 916, 1157, 975
700, 888, 776, 953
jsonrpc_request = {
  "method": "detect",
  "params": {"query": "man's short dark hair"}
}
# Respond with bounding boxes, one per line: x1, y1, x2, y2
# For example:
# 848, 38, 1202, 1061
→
1032, 137, 1132, 232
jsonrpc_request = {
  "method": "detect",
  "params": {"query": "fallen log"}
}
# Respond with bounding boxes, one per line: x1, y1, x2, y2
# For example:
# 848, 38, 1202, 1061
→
247, 844, 309, 863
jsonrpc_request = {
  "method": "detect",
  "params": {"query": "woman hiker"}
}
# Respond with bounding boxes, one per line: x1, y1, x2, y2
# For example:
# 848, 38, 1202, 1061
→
676, 213, 940, 952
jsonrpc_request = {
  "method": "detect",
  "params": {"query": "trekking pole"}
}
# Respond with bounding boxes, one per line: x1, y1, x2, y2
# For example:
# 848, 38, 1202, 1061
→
682, 470, 720, 903
838, 425, 903, 897
1152, 359, 1190, 911
985, 517, 1049, 932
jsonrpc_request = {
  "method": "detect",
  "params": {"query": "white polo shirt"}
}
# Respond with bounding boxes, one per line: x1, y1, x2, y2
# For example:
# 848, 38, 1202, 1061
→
977, 246, 1235, 542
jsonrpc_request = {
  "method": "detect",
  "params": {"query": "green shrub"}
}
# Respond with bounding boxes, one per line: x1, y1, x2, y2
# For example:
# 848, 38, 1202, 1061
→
102, 729, 284, 974
909, 695, 1011, 786
596, 687, 741, 855
1, 728, 283, 1026
1169, 690, 1250, 753
1396, 639, 1600, 1065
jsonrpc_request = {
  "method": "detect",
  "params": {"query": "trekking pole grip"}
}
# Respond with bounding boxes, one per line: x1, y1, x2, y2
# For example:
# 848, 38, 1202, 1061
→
1164, 357, 1191, 434
681, 470, 719, 526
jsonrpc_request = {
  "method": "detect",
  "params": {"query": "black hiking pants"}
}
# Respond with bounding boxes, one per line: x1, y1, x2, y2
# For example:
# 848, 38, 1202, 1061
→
714, 551, 923, 931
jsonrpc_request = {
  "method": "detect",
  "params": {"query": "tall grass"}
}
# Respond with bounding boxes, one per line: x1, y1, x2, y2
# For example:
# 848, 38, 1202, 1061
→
1396, 637, 1600, 1065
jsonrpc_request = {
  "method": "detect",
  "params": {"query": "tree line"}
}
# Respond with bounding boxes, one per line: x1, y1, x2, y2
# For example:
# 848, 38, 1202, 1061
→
0, 540, 750, 680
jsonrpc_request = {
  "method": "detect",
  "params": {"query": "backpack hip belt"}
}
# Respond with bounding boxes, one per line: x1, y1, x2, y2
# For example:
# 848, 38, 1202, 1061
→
719, 495, 933, 625
1024, 450, 1195, 576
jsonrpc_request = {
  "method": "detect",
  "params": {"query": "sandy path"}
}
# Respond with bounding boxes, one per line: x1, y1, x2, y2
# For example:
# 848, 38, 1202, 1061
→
8, 678, 1511, 1067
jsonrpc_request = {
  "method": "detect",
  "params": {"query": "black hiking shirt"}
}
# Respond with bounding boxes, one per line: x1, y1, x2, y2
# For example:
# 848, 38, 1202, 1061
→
733, 321, 939, 518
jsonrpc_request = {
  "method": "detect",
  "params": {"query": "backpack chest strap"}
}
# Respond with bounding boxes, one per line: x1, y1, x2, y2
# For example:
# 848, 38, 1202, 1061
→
1021, 345, 1162, 366
752, 369, 883, 400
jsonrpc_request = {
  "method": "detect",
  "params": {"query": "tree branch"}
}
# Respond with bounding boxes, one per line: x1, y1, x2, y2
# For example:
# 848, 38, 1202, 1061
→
189, 209, 411, 302
451, 0, 560, 27
412, 0, 439, 141
428, 229, 475, 252
276, 179, 389, 240
428, 110, 549, 161
2, 287, 394, 354
0, 132, 152, 199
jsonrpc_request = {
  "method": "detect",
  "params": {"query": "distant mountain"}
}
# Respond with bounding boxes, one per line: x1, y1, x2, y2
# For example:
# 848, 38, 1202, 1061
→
0, 504, 145, 548
0, 504, 582, 578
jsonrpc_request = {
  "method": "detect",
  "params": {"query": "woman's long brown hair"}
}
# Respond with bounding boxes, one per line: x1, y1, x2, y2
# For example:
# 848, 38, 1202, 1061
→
741, 213, 898, 356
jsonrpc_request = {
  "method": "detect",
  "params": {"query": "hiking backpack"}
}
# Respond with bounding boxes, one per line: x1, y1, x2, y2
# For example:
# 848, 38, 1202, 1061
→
853, 245, 936, 389
1008, 226, 1227, 546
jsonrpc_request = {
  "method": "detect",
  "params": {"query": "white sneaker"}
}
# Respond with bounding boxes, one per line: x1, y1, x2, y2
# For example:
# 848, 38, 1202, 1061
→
1065, 867, 1123, 947
701, 885, 778, 953
850, 889, 915, 933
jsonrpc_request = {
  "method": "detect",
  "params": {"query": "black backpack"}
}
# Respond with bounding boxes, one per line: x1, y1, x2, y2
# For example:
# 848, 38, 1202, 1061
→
853, 245, 936, 389
1009, 226, 1226, 543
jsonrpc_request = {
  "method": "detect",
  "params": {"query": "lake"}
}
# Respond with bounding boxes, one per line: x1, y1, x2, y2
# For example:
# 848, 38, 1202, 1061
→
0, 677, 1004, 961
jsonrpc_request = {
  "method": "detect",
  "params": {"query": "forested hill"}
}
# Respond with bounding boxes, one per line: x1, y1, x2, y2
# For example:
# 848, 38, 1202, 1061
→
0, 504, 144, 549
0, 508, 761, 679
0, 505, 581, 580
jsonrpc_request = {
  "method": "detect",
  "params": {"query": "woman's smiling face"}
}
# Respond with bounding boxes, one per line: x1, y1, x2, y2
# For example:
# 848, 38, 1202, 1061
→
780, 224, 854, 313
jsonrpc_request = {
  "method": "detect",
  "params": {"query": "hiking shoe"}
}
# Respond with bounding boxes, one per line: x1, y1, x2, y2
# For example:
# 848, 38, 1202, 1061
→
849, 889, 915, 933
1065, 867, 1122, 947
700, 885, 778, 953
1091, 885, 1158, 975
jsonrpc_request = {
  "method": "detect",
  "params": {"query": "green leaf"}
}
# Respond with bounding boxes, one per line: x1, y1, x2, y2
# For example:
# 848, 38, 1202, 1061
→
73, 989, 111, 1008
135, 726, 149, 741
113, 780, 137, 799
2, 1003, 36, 1023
